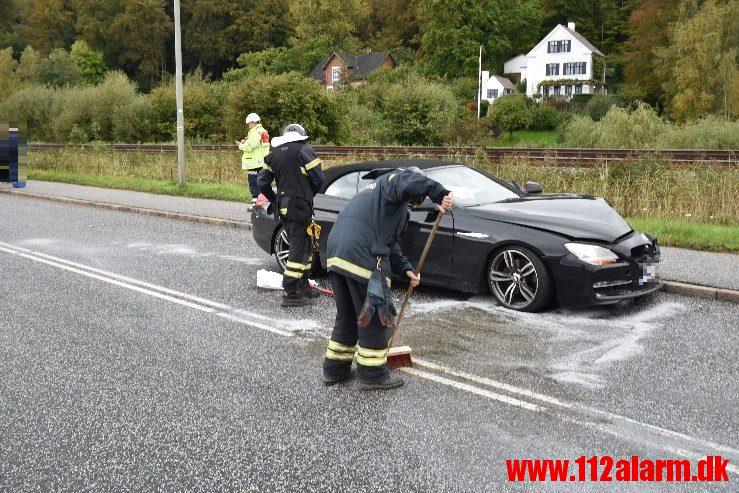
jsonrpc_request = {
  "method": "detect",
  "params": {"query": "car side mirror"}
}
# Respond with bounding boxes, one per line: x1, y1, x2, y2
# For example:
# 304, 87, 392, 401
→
524, 181, 542, 194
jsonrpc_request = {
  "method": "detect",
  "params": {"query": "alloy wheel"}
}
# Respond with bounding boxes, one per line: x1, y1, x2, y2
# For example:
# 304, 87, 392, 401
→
489, 249, 539, 309
273, 227, 290, 271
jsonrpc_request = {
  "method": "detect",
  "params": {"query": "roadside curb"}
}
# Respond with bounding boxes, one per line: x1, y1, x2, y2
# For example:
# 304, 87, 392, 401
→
662, 280, 739, 304
5, 187, 738, 305
0, 188, 250, 230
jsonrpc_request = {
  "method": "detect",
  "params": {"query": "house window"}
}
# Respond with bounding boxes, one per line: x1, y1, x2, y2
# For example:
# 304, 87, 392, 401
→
575, 62, 587, 75
553, 86, 561, 96
565, 85, 572, 95
487, 89, 498, 99
547, 40, 571, 53
563, 40, 571, 52
331, 66, 341, 82
575, 84, 582, 94
548, 41, 556, 53
546, 63, 559, 76
542, 87, 549, 97
563, 62, 572, 75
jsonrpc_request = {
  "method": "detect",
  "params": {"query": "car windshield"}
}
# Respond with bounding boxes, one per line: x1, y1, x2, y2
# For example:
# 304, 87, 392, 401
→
426, 166, 519, 206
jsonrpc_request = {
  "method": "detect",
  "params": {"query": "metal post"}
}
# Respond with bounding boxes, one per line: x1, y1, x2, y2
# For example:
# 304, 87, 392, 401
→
477, 45, 483, 119
173, 0, 186, 186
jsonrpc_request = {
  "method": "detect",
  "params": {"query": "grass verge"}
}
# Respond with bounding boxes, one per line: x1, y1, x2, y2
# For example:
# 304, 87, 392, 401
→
627, 217, 738, 253
26, 170, 737, 253
29, 170, 251, 202
487, 130, 558, 147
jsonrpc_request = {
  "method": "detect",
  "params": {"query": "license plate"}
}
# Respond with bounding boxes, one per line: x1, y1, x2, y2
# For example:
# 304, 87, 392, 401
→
639, 264, 657, 285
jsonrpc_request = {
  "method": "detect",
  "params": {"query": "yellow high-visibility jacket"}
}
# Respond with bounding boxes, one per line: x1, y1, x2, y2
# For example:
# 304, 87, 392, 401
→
239, 124, 270, 170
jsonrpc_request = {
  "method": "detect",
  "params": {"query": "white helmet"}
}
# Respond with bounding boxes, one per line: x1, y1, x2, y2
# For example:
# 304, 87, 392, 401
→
245, 113, 261, 124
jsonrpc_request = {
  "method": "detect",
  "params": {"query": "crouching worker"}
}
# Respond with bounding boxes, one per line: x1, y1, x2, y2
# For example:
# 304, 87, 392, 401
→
322, 167, 453, 390
256, 124, 324, 307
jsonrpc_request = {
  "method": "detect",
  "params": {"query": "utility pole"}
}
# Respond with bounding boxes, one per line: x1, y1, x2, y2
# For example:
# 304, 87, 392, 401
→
173, 0, 186, 186
477, 45, 483, 119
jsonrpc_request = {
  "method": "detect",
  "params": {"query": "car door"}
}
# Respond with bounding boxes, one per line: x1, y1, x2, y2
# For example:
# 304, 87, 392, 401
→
312, 172, 362, 261
401, 198, 455, 281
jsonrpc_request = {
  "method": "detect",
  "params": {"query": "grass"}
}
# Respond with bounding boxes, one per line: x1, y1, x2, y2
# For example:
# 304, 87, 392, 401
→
487, 130, 558, 147
626, 217, 738, 253
29, 170, 251, 202
25, 147, 739, 253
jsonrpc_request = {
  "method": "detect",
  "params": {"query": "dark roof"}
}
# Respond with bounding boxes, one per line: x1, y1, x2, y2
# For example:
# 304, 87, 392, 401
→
492, 75, 517, 90
562, 25, 605, 57
309, 51, 395, 82
321, 159, 461, 191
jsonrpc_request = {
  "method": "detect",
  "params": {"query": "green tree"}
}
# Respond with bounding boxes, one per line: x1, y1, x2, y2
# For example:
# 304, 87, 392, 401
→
487, 93, 532, 139
182, 0, 292, 77
288, 0, 370, 72
36, 48, 80, 87
17, 0, 76, 55
71, 40, 107, 85
360, 0, 422, 50
222, 47, 303, 81
16, 45, 40, 82
0, 47, 19, 99
622, 0, 681, 106
655, 0, 739, 121
419, 0, 542, 78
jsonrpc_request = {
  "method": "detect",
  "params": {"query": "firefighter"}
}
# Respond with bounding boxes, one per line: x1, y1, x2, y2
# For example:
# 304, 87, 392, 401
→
255, 124, 324, 307
235, 113, 270, 204
322, 167, 453, 390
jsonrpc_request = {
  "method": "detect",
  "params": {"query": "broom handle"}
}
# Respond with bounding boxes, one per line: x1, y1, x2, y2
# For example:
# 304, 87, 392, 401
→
389, 211, 444, 347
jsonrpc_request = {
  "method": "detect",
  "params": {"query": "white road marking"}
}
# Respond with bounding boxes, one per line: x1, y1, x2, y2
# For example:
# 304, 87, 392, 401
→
415, 357, 739, 459
401, 367, 544, 412
0, 243, 285, 336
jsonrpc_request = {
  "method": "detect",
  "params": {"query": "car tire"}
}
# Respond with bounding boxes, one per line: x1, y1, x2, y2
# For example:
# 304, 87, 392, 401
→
272, 224, 322, 274
487, 245, 554, 312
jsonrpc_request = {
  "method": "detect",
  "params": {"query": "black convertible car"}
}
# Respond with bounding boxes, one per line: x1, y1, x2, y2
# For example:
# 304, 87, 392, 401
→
252, 160, 661, 311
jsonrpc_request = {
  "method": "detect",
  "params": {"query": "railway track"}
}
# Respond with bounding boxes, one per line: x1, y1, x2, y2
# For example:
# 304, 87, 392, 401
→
28, 143, 737, 166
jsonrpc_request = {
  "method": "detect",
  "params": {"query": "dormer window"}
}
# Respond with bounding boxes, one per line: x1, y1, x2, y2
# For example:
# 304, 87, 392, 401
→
547, 40, 571, 53
332, 66, 341, 82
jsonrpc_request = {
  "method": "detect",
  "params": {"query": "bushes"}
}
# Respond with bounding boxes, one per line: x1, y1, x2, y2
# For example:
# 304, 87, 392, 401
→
560, 103, 739, 149
585, 94, 618, 121
0, 85, 67, 140
529, 103, 565, 131
571, 93, 594, 104
223, 72, 347, 144
149, 76, 226, 142
488, 93, 532, 139
36, 48, 80, 87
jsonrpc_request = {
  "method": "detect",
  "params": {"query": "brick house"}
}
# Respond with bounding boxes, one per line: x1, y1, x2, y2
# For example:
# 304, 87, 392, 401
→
309, 51, 397, 90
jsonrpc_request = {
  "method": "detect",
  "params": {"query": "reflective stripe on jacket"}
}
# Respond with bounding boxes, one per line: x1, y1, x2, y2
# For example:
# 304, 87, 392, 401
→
239, 124, 270, 170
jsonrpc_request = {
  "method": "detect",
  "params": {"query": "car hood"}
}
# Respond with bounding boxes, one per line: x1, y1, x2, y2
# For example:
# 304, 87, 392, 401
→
465, 195, 632, 242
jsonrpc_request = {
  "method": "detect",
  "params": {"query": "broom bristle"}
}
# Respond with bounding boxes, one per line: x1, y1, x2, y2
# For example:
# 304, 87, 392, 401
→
386, 346, 413, 368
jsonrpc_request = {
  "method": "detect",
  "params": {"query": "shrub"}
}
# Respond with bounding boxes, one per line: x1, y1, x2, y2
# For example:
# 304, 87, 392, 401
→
36, 48, 80, 87
16, 46, 40, 82
571, 93, 594, 104
562, 103, 669, 148
479, 99, 490, 117
149, 76, 226, 142
0, 84, 67, 140
488, 93, 533, 139
529, 103, 564, 131
0, 47, 20, 100
655, 116, 739, 149
54, 72, 150, 142
446, 116, 495, 146
359, 74, 458, 145
585, 94, 618, 121
223, 72, 348, 144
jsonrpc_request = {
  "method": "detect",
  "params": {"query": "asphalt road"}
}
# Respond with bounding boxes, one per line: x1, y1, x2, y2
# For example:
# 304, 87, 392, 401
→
1, 194, 738, 492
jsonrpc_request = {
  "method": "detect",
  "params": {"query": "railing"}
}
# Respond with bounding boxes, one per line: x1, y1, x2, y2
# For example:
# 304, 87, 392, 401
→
28, 143, 737, 167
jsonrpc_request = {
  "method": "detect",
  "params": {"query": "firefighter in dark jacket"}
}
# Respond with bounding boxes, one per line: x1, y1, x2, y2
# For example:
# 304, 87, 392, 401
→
322, 167, 453, 390
255, 124, 324, 307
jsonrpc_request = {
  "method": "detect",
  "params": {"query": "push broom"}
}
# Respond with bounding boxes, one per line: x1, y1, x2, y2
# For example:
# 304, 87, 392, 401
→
386, 210, 445, 369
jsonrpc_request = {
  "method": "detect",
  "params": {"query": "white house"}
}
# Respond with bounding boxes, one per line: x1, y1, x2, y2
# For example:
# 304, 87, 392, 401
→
480, 71, 516, 103
503, 54, 527, 82
505, 22, 606, 99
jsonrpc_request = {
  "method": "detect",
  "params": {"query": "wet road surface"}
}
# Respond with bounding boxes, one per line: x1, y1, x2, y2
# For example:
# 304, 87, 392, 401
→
1, 194, 738, 492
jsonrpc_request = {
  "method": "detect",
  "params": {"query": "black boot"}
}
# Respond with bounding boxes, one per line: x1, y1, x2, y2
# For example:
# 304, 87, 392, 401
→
281, 291, 310, 307
358, 372, 404, 391
302, 284, 320, 299
322, 368, 356, 386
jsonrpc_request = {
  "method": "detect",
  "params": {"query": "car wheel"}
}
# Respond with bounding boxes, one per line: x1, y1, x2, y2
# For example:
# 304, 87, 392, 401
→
488, 246, 554, 312
272, 225, 290, 272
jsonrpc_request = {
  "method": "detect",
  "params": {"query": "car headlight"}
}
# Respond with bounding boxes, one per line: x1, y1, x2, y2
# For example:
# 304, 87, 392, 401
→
564, 243, 619, 265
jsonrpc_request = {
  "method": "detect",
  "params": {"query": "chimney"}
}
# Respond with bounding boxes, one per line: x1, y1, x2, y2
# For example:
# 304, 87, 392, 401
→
568, 21, 576, 31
